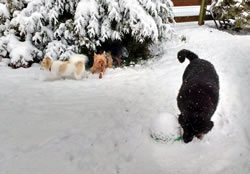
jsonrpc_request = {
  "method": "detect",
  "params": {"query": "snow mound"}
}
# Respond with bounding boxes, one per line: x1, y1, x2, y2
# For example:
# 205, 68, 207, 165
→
150, 112, 181, 143
0, 58, 10, 67
7, 34, 42, 68
0, 3, 10, 19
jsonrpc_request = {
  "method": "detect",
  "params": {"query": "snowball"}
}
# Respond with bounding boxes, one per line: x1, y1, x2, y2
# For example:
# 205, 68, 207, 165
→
150, 112, 181, 143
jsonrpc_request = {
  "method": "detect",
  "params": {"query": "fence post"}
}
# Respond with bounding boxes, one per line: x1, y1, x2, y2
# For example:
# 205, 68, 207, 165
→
198, 0, 208, 25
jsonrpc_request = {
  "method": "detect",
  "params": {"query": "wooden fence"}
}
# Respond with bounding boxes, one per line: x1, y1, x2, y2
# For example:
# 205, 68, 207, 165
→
172, 0, 212, 22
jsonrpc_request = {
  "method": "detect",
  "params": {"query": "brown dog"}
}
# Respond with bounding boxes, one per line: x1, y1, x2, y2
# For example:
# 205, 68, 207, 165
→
90, 52, 112, 79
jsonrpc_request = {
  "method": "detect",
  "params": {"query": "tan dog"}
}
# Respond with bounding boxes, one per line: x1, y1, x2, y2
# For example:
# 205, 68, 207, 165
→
41, 54, 88, 80
106, 52, 113, 68
90, 52, 113, 79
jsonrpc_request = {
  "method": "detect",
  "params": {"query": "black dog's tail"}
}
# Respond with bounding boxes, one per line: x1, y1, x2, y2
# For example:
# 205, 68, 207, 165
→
177, 49, 199, 63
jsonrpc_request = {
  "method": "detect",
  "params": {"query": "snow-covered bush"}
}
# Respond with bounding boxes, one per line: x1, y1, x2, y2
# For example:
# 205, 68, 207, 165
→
0, 2, 10, 36
6, 34, 42, 68
210, 0, 250, 31
0, 0, 175, 68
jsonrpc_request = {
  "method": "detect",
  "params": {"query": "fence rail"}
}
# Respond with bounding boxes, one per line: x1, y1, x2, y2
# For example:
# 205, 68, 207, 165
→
172, 0, 212, 22
172, 0, 212, 6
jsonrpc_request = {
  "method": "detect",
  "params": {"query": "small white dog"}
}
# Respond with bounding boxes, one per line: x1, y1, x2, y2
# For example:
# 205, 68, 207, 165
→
41, 54, 88, 80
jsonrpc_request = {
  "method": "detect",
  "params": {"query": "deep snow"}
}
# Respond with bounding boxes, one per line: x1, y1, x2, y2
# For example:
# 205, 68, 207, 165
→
0, 22, 249, 174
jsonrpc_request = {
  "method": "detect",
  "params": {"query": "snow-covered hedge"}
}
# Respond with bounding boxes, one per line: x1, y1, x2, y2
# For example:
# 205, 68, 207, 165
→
210, 0, 250, 31
0, 0, 175, 68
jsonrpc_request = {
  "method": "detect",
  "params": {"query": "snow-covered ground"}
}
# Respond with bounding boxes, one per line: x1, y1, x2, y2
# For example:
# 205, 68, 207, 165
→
0, 22, 249, 174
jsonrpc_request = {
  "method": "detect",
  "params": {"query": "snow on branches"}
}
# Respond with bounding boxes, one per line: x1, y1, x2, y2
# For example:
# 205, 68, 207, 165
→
210, 0, 250, 31
0, 0, 175, 68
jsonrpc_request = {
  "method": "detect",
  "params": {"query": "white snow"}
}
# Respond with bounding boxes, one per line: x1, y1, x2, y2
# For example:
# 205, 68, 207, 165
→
0, 22, 250, 174
74, 0, 99, 38
173, 5, 211, 17
0, 3, 10, 19
120, 0, 159, 42
6, 34, 42, 65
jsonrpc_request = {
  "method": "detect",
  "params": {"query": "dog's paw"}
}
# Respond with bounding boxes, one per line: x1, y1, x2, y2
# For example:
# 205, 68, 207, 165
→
99, 73, 103, 79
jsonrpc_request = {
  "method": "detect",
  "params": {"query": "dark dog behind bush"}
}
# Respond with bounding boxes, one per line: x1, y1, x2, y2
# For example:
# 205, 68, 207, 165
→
177, 49, 219, 143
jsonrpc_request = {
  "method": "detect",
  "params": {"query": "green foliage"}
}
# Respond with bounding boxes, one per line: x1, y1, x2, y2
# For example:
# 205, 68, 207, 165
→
180, 35, 187, 42
83, 36, 153, 68
211, 0, 250, 31
121, 35, 153, 66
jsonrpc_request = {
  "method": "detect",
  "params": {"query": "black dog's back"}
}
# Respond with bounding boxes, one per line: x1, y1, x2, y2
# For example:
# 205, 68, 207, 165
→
177, 49, 219, 143
178, 72, 219, 117
182, 59, 219, 85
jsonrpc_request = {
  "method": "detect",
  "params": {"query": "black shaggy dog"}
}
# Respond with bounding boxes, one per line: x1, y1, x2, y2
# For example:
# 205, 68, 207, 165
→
177, 49, 219, 143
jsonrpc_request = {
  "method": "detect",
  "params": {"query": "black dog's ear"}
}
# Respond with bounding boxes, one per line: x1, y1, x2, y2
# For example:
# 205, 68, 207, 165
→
177, 50, 186, 63
177, 49, 199, 63
203, 121, 214, 134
